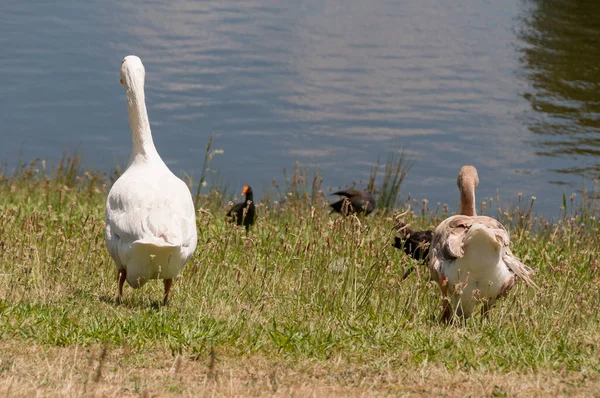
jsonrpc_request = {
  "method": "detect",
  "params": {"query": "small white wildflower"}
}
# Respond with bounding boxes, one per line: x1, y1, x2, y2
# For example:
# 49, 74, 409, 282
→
329, 258, 349, 273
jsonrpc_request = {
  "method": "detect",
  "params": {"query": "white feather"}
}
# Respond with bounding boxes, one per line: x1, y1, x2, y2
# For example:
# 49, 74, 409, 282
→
105, 55, 197, 289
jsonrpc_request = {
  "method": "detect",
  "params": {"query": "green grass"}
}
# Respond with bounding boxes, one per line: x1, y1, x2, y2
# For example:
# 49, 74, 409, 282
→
0, 154, 599, 396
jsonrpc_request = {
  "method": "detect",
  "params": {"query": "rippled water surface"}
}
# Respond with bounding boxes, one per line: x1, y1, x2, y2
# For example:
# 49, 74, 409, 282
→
1, 0, 599, 215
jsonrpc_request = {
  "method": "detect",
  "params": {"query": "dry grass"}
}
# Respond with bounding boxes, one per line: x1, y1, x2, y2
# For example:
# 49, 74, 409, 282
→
1, 342, 598, 397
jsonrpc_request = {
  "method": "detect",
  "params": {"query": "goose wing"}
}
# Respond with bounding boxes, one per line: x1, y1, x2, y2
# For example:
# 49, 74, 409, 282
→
431, 216, 507, 258
501, 246, 537, 287
429, 215, 535, 286
105, 169, 197, 266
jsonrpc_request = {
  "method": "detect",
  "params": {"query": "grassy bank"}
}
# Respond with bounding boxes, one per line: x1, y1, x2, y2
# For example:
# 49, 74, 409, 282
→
0, 155, 599, 396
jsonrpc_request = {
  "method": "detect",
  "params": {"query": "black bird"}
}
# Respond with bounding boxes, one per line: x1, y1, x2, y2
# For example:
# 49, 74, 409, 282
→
393, 222, 433, 262
227, 185, 256, 231
329, 189, 375, 216
393, 222, 433, 279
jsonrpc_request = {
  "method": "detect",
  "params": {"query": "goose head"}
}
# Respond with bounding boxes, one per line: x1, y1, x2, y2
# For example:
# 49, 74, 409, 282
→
120, 55, 145, 92
457, 165, 479, 192
457, 165, 479, 216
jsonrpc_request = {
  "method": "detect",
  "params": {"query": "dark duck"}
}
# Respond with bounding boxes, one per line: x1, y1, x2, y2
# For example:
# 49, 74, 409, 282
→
329, 189, 375, 216
393, 221, 433, 280
393, 222, 433, 263
227, 185, 256, 231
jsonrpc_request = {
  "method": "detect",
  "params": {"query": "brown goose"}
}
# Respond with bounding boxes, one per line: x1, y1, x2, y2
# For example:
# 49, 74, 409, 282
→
227, 185, 256, 232
329, 189, 375, 216
429, 165, 536, 321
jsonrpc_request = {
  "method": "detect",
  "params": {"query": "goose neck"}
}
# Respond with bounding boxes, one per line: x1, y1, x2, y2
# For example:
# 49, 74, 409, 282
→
459, 183, 477, 216
125, 84, 159, 163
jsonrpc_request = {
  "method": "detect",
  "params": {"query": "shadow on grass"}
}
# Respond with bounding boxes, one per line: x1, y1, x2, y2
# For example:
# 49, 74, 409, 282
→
98, 294, 164, 310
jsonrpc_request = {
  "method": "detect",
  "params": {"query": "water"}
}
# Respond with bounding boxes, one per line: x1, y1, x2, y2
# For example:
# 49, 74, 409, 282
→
1, 0, 599, 216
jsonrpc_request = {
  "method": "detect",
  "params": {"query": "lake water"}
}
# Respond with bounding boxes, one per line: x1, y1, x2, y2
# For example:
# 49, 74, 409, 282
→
1, 0, 599, 217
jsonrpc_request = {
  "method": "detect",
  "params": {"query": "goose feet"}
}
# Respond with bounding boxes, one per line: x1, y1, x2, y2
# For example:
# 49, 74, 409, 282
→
439, 276, 452, 323
481, 301, 491, 319
117, 269, 127, 304
116, 271, 173, 306
163, 279, 173, 306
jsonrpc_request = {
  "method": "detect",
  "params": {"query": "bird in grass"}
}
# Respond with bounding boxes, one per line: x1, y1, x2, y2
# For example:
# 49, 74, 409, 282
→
105, 56, 197, 306
393, 222, 433, 263
227, 185, 256, 232
391, 219, 433, 280
429, 165, 536, 321
329, 189, 375, 216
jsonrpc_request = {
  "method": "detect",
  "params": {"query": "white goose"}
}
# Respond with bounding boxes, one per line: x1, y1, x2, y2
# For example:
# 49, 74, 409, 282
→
105, 55, 197, 305
429, 165, 535, 321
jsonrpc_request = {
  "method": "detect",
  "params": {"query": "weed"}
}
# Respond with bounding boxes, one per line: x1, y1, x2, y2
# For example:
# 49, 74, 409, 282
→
0, 153, 598, 396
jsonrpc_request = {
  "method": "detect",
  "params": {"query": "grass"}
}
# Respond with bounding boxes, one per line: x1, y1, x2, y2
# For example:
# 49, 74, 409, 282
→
0, 153, 599, 396
368, 145, 414, 212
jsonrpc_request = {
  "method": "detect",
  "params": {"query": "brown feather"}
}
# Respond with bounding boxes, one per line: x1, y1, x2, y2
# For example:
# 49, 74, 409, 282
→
430, 214, 535, 283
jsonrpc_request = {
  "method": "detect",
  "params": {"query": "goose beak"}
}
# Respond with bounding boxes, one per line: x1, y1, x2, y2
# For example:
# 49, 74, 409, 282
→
120, 78, 124, 85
